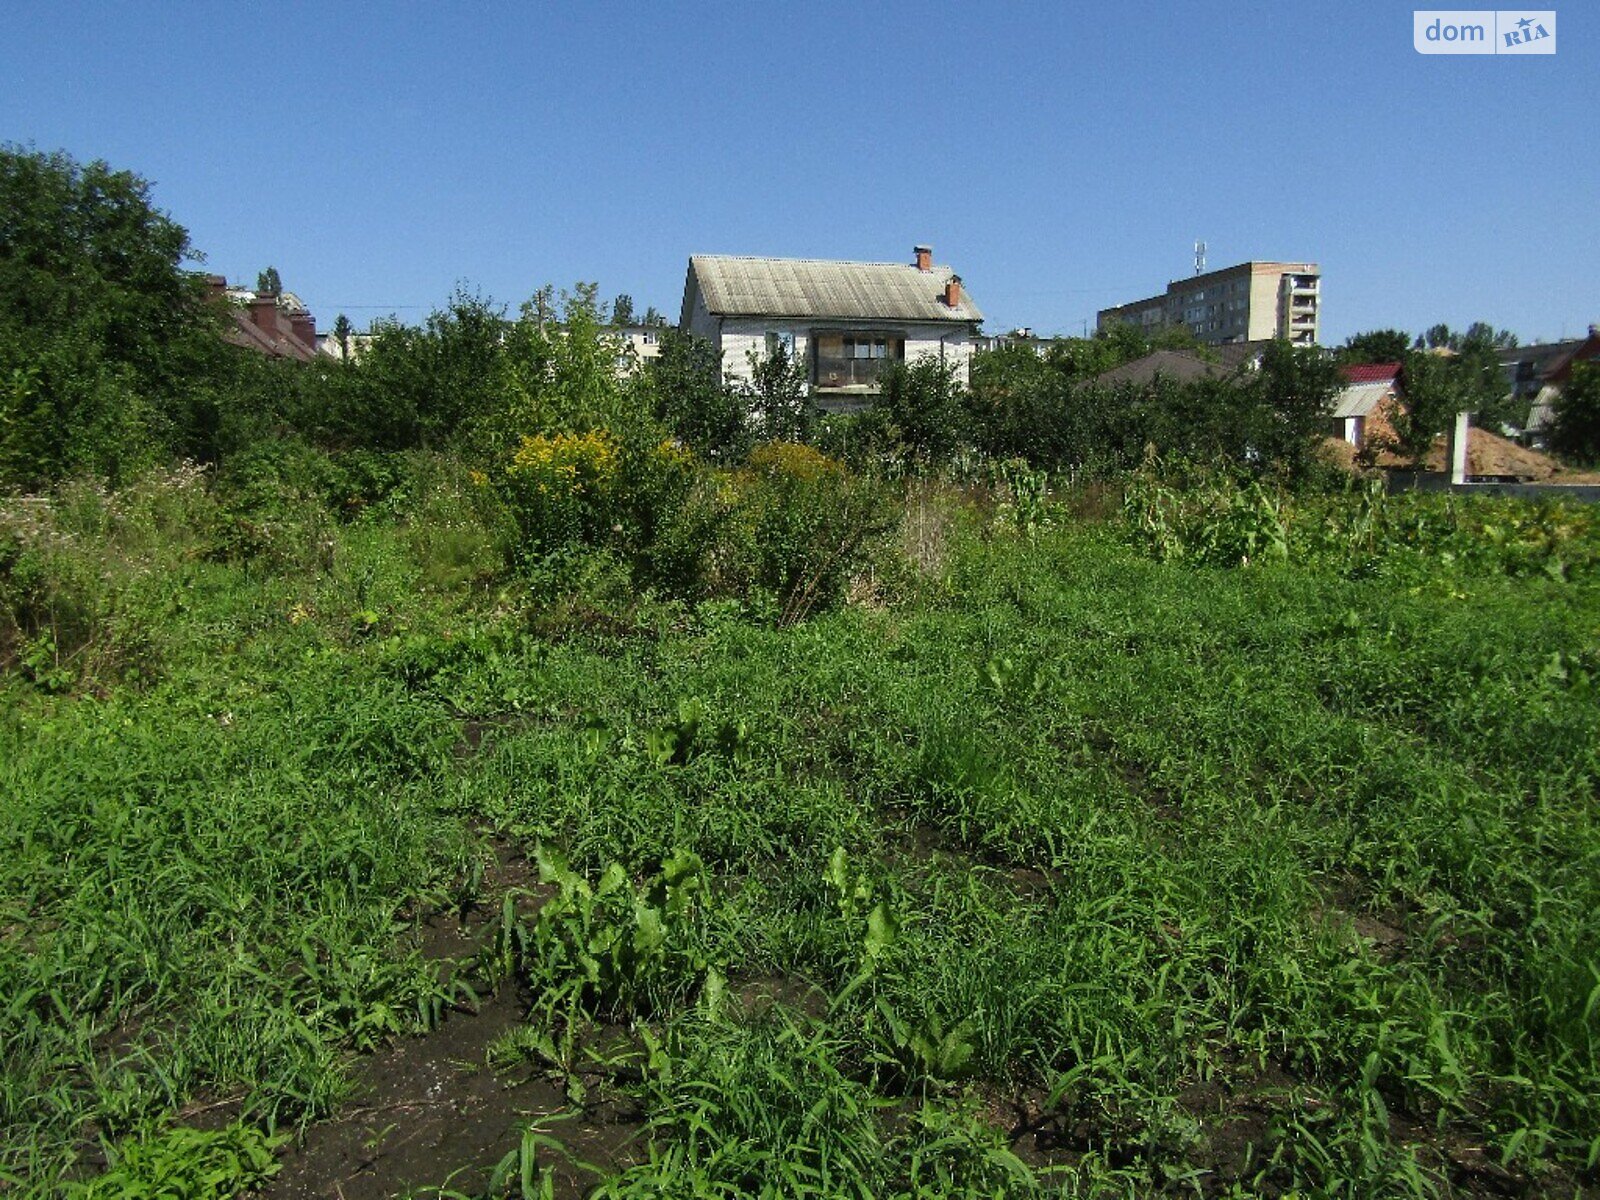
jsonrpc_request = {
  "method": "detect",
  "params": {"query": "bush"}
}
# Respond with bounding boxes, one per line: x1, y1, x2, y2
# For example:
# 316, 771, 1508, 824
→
862, 357, 968, 468
500, 428, 622, 558
0, 464, 215, 690
738, 443, 896, 621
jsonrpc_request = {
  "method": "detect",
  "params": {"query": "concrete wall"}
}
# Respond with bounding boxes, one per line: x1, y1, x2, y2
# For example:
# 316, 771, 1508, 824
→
1386, 472, 1600, 502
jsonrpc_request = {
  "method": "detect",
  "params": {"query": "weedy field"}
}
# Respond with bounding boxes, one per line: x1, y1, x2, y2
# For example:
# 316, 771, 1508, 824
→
2, 465, 1598, 1199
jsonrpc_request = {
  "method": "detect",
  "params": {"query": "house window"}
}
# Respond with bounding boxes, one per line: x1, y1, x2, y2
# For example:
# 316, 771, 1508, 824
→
844, 336, 889, 359
812, 332, 904, 389
765, 330, 795, 358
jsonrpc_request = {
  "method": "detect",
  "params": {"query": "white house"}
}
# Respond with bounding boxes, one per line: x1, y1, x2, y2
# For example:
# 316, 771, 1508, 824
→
679, 246, 984, 406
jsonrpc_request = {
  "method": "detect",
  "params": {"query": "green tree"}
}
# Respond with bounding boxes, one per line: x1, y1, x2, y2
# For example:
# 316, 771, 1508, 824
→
865, 356, 966, 466
1424, 324, 1456, 350
967, 343, 1061, 460
1340, 329, 1411, 363
1457, 324, 1522, 433
1394, 350, 1469, 462
648, 329, 746, 459
348, 287, 511, 451
331, 313, 353, 360
256, 266, 282, 295
1248, 339, 1342, 480
528, 285, 556, 332
741, 342, 813, 443
611, 293, 635, 326
1548, 362, 1600, 465
1464, 320, 1518, 350
642, 305, 666, 327
0, 145, 218, 485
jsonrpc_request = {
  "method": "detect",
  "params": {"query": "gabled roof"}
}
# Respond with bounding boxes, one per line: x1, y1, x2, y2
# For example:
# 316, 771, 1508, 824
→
1339, 362, 1401, 385
1212, 340, 1272, 369
687, 255, 983, 323
1087, 349, 1231, 389
1332, 363, 1403, 419
1331, 382, 1396, 419
1496, 339, 1582, 375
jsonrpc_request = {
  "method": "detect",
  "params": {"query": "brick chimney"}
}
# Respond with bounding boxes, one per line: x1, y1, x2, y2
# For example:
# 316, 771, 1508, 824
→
290, 312, 316, 351
944, 275, 963, 308
248, 294, 287, 337
914, 245, 932, 272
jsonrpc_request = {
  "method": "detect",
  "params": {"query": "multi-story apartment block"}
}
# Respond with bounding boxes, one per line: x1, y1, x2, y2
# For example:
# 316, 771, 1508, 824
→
1097, 261, 1321, 346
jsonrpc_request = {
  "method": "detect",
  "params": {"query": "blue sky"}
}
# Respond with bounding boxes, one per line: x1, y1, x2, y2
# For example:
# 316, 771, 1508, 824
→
4, 2, 1594, 344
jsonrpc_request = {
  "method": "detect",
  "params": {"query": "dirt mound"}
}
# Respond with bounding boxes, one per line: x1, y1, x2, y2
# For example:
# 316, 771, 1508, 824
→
1341, 428, 1570, 480
1421, 428, 1563, 480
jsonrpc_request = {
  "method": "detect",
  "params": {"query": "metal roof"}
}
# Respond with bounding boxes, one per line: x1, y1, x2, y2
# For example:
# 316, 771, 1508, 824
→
1339, 363, 1401, 385
1331, 380, 1396, 419
688, 255, 983, 323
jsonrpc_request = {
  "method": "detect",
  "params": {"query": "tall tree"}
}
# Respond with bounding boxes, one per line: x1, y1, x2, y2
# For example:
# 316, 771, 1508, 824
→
611, 293, 635, 326
866, 357, 966, 465
256, 266, 282, 295
1463, 320, 1518, 350
642, 305, 666, 328
1340, 329, 1411, 363
1249, 340, 1342, 481
1424, 324, 1456, 351
0, 145, 217, 484
1395, 350, 1472, 461
528, 285, 555, 333
740, 342, 813, 443
332, 313, 353, 360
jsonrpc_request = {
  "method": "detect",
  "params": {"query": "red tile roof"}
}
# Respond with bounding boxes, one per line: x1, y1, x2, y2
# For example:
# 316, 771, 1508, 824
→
1337, 361, 1401, 385
1339, 362, 1402, 384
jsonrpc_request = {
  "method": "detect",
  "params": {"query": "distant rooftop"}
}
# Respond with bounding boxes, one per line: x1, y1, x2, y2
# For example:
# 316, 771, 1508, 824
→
1339, 363, 1402, 385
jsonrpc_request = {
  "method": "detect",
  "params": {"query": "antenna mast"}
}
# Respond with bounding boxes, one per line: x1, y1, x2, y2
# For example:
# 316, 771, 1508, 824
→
1194, 240, 1207, 276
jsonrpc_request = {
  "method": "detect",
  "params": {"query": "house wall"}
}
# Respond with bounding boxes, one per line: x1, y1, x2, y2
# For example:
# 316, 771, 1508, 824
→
714, 317, 975, 388
685, 286, 720, 344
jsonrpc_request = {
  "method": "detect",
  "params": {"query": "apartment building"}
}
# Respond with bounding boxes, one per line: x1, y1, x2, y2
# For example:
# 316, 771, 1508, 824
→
1097, 261, 1321, 346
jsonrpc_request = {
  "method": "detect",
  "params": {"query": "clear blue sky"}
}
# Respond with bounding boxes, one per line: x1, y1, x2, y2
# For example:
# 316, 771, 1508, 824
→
4, 2, 1594, 344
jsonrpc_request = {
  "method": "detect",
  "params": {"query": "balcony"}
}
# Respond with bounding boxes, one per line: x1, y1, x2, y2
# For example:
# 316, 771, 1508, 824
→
814, 354, 892, 390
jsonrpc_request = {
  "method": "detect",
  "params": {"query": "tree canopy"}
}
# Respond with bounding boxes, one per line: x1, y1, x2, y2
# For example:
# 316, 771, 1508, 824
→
0, 145, 220, 486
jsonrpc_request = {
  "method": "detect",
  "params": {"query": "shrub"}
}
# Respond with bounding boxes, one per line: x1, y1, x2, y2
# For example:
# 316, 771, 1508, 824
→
738, 442, 896, 621
501, 428, 622, 558
0, 465, 215, 690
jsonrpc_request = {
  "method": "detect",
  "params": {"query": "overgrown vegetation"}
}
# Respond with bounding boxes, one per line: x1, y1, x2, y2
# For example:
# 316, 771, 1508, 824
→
4, 145, 1599, 1199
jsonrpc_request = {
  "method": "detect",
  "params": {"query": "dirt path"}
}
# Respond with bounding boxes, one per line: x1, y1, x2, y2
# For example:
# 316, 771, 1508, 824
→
259, 840, 642, 1199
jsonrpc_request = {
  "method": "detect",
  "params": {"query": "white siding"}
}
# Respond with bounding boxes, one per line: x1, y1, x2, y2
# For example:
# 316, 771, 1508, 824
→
685, 287, 720, 344
718, 319, 813, 385
713, 319, 974, 388
905, 329, 975, 385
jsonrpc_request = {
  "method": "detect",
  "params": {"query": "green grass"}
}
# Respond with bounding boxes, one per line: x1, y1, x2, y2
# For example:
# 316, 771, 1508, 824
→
3, 468, 1598, 1197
